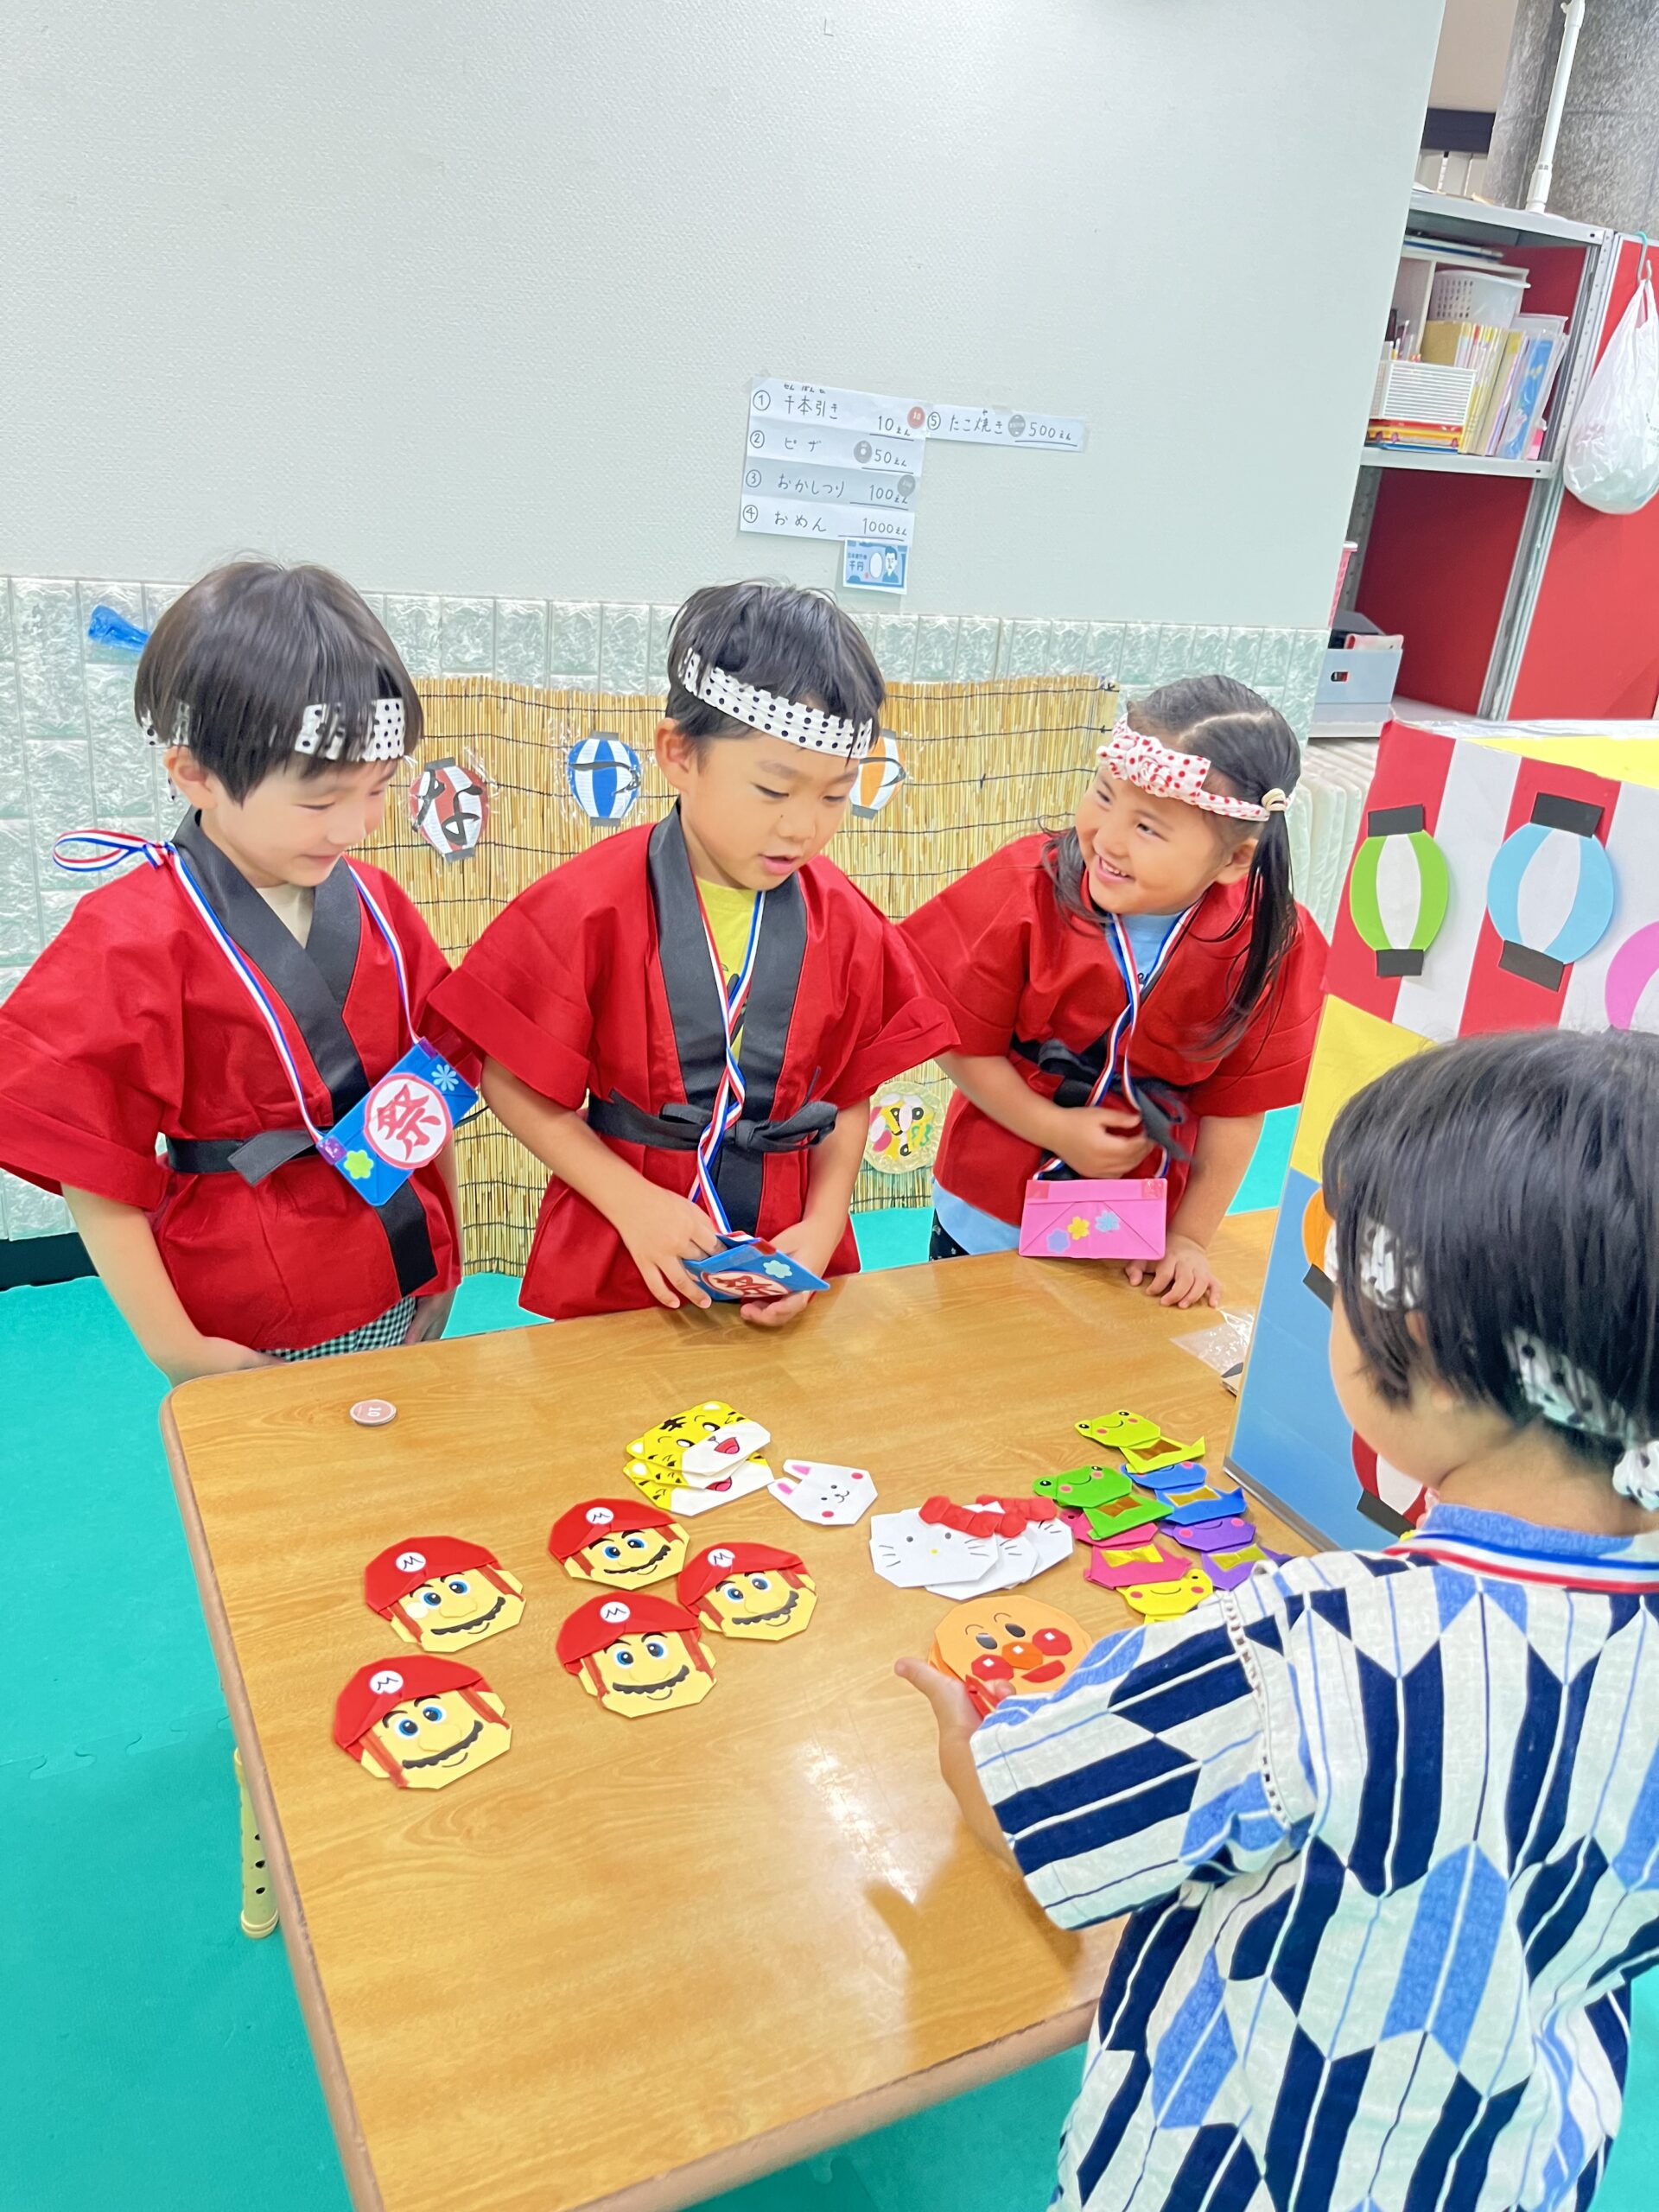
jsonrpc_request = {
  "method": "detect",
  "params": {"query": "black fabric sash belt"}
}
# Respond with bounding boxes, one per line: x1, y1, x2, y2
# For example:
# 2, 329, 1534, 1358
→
598, 807, 827, 1236
161, 813, 437, 1299
1011, 1033, 1190, 1179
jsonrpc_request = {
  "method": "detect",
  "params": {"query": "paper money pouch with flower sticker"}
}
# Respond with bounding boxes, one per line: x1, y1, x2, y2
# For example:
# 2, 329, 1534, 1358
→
677, 1542, 817, 1642
549, 1498, 689, 1589
363, 1537, 524, 1651
334, 1657, 512, 1789
556, 1592, 716, 1719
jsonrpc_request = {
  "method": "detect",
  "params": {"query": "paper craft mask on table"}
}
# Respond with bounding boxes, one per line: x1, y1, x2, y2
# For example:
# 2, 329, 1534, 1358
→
1075, 1412, 1205, 1476
931, 1594, 1090, 1717
548, 1498, 689, 1589
678, 1542, 817, 1642
363, 1537, 525, 1651
771, 1459, 878, 1525
623, 1401, 773, 1514
556, 1592, 716, 1718
334, 1657, 512, 1789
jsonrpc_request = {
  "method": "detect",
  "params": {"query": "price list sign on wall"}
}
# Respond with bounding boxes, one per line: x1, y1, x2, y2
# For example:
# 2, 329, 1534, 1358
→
741, 381, 925, 550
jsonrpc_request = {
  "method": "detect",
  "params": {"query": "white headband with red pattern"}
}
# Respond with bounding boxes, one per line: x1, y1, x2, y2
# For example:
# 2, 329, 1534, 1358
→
1098, 716, 1287, 823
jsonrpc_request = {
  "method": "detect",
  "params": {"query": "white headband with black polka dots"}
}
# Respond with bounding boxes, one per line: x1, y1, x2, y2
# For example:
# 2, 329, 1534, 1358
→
143, 696, 407, 762
293, 697, 407, 761
677, 652, 876, 761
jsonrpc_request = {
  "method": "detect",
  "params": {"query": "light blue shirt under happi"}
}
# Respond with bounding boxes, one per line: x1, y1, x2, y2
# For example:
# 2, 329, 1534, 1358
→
971, 1504, 1659, 2212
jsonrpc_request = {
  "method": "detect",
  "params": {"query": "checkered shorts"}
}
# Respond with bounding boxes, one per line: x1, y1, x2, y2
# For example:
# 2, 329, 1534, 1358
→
270, 1295, 418, 1363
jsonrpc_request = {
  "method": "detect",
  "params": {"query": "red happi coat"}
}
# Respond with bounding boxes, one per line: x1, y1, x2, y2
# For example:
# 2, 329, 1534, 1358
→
900, 835, 1327, 1226
429, 809, 954, 1319
0, 814, 462, 1350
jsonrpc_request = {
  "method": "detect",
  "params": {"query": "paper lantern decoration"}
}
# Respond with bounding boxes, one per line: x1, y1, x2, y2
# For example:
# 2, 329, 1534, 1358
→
1346, 804, 1450, 979
1485, 793, 1616, 993
1300, 1185, 1336, 1309
1605, 918, 1659, 1033
410, 757, 487, 861
850, 729, 906, 818
567, 733, 642, 823
1352, 1437, 1429, 1536
864, 1077, 944, 1175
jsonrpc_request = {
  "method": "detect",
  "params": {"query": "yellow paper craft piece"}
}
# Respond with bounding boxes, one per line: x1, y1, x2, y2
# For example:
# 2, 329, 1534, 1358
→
1076, 1411, 1161, 1453
624, 1401, 772, 1508
548, 1498, 689, 1588
557, 1593, 716, 1719
1123, 1434, 1207, 1478
679, 1542, 817, 1643
335, 1660, 512, 1791
1119, 1563, 1214, 1619
363, 1539, 525, 1653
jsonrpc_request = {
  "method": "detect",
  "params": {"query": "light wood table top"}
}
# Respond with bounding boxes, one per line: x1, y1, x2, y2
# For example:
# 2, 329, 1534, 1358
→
162, 1213, 1291, 2212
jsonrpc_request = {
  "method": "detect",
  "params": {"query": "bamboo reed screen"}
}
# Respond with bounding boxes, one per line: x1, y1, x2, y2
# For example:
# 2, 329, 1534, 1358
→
365, 674, 1116, 1274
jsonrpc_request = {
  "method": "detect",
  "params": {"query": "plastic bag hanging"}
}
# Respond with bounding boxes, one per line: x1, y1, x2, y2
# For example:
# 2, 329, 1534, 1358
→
1565, 272, 1659, 515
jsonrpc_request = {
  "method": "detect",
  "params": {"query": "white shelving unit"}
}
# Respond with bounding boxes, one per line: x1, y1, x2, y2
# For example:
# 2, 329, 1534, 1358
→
1342, 189, 1621, 718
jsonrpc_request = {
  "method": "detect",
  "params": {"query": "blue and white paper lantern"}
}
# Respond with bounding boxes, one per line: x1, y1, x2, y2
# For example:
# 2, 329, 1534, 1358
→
1485, 792, 1616, 994
567, 733, 642, 823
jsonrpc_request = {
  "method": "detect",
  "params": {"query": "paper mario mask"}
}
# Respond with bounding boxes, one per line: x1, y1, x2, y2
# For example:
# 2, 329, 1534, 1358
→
548, 1497, 689, 1589
556, 1592, 716, 1719
334, 1657, 512, 1790
363, 1537, 525, 1652
931, 1595, 1090, 1718
678, 1542, 817, 1642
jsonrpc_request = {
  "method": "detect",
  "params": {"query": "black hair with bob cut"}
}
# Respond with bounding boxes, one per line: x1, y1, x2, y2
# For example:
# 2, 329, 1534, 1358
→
664, 581, 884, 751
134, 561, 422, 803
1042, 674, 1303, 1052
1323, 1026, 1659, 1476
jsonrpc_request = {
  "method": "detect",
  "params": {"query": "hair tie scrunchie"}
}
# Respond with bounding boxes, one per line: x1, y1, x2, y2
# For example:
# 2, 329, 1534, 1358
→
1613, 1440, 1659, 1512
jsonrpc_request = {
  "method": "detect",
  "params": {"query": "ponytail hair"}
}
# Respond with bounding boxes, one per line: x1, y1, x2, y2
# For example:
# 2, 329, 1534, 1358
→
1042, 673, 1301, 1052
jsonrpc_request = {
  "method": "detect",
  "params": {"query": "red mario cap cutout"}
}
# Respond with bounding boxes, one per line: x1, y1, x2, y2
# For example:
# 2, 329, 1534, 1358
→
677, 1541, 818, 1643
548, 1497, 690, 1590
556, 1592, 715, 1719
362, 1535, 524, 1652
334, 1656, 511, 1790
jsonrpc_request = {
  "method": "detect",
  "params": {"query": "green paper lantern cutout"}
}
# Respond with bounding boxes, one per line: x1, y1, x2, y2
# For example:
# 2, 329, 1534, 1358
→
1348, 803, 1451, 979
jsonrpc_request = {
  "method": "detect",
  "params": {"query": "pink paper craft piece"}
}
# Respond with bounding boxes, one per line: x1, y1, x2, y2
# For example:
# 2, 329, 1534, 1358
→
1019, 1177, 1166, 1262
1205, 1546, 1269, 1592
1168, 1516, 1256, 1554
1058, 1505, 1094, 1536
1084, 1519, 1164, 1550
1085, 1541, 1191, 1591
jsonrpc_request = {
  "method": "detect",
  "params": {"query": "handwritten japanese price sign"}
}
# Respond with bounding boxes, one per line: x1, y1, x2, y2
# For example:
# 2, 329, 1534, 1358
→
316, 1041, 480, 1208
925, 403, 1088, 450
746, 418, 925, 474
741, 461, 917, 511
749, 380, 926, 438
737, 499, 914, 546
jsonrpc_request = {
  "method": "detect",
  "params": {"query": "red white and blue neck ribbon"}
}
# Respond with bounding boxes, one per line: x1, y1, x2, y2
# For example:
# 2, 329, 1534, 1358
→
689, 886, 766, 1235
53, 830, 414, 1146
1038, 906, 1194, 1177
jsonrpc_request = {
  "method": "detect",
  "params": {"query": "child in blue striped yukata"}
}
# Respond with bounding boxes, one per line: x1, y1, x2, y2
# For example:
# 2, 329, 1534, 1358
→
901, 1027, 1659, 2212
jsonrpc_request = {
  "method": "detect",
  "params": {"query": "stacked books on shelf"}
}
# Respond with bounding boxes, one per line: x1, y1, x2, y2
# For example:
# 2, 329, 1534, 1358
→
1369, 246, 1568, 460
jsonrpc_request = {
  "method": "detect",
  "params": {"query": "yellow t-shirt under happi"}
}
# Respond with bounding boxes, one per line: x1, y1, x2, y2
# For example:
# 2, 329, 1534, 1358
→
696, 879, 760, 1053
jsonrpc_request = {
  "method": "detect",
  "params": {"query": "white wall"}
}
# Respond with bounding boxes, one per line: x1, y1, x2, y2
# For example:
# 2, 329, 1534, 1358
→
1431, 0, 1519, 111
2, 0, 1443, 631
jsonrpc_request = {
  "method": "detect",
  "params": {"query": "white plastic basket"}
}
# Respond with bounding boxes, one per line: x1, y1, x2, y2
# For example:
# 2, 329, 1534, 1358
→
1428, 267, 1528, 326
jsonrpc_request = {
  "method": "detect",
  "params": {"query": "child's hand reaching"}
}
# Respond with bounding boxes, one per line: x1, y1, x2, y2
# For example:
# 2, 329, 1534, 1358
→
1126, 1231, 1221, 1309
1047, 1101, 1150, 1181
613, 1182, 728, 1310
894, 1656, 1020, 1867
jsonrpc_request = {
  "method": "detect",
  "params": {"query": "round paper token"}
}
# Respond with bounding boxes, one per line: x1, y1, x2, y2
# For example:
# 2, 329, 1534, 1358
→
395, 1550, 427, 1574
585, 1506, 614, 1527
351, 1399, 397, 1427
599, 1599, 631, 1625
709, 1548, 735, 1569
368, 1669, 404, 1697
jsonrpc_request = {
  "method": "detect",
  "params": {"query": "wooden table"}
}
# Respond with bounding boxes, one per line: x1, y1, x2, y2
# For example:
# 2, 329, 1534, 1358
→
162, 1213, 1290, 2212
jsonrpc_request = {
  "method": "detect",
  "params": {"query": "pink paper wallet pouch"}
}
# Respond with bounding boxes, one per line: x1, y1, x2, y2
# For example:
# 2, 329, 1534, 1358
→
1019, 1177, 1167, 1262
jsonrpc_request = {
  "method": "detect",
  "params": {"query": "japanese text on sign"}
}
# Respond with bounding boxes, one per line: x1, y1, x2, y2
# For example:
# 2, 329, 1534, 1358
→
745, 418, 925, 474
738, 499, 913, 546
741, 461, 917, 511
925, 403, 1088, 450
750, 379, 927, 438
